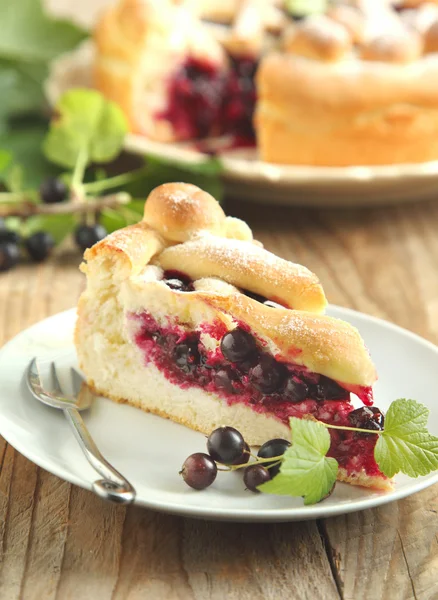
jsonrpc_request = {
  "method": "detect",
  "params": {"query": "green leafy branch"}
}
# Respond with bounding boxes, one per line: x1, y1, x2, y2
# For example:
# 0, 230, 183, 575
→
0, 88, 223, 249
256, 399, 438, 505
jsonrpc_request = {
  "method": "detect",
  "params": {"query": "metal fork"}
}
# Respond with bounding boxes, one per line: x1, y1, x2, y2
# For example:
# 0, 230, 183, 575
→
26, 359, 135, 504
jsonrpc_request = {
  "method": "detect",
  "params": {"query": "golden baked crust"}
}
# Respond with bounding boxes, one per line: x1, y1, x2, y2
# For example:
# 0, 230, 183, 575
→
256, 51, 438, 166
143, 183, 227, 241
157, 237, 327, 313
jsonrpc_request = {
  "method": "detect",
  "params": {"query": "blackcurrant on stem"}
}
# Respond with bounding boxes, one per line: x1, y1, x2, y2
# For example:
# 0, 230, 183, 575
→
0, 193, 130, 218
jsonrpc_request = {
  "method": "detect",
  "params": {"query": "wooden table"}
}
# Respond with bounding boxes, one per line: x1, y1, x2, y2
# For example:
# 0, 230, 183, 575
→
0, 198, 437, 600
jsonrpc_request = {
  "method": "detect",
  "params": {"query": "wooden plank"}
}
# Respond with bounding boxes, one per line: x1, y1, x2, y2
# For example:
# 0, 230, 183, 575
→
111, 509, 194, 600
320, 485, 438, 600
181, 520, 340, 600
54, 487, 126, 600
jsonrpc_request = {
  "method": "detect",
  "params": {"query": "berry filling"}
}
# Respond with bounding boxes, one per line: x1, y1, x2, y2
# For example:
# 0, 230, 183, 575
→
158, 56, 257, 144
132, 313, 384, 481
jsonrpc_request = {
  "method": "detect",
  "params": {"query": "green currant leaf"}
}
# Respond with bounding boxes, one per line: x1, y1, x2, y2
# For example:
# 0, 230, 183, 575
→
0, 0, 87, 64
0, 122, 60, 188
375, 399, 438, 478
0, 149, 12, 175
258, 418, 338, 505
5, 164, 24, 193
43, 89, 128, 169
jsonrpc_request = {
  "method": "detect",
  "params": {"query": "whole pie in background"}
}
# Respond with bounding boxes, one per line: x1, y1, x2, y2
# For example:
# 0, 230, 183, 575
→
89, 0, 438, 166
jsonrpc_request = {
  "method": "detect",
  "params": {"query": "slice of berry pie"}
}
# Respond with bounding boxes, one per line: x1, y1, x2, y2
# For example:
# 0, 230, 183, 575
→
75, 182, 390, 490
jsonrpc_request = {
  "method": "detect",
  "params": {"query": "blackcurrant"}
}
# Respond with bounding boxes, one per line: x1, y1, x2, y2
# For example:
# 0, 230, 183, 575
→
74, 224, 107, 252
39, 177, 68, 204
0, 242, 20, 272
249, 355, 287, 394
220, 328, 258, 363
283, 377, 309, 403
25, 231, 55, 262
0, 229, 21, 245
231, 442, 251, 466
348, 406, 384, 431
257, 438, 291, 476
243, 464, 271, 492
180, 452, 217, 490
173, 339, 200, 373
207, 426, 246, 464
162, 270, 193, 292
213, 368, 236, 394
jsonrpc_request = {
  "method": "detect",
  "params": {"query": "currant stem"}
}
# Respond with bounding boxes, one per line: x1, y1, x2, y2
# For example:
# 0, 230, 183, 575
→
71, 146, 88, 198
221, 455, 285, 471
323, 423, 381, 435
83, 166, 149, 194
0, 193, 130, 218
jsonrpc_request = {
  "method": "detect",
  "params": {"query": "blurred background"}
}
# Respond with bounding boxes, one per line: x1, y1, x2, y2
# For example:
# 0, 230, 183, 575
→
2, 0, 438, 269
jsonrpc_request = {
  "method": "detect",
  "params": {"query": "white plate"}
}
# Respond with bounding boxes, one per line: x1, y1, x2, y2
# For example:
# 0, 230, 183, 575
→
46, 42, 438, 208
0, 306, 437, 522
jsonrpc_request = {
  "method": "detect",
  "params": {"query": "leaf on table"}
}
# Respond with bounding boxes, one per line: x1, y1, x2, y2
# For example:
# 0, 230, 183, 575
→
258, 417, 338, 505
0, 0, 87, 64
43, 88, 128, 169
375, 398, 438, 478
25, 214, 76, 245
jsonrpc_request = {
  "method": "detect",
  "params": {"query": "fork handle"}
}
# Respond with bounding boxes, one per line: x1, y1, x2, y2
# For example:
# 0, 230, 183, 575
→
63, 406, 136, 504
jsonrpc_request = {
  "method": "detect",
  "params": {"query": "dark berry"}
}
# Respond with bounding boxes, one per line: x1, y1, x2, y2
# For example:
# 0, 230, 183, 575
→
249, 355, 287, 394
173, 339, 200, 373
0, 229, 21, 245
283, 376, 309, 403
74, 224, 107, 252
263, 300, 283, 309
312, 376, 349, 401
39, 177, 68, 204
207, 426, 245, 464
162, 270, 193, 292
243, 464, 271, 492
243, 289, 267, 304
369, 406, 385, 428
348, 406, 384, 431
220, 328, 258, 363
180, 453, 217, 490
0, 242, 20, 272
231, 442, 251, 466
257, 438, 291, 476
165, 278, 189, 291
25, 231, 55, 262
214, 368, 236, 394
